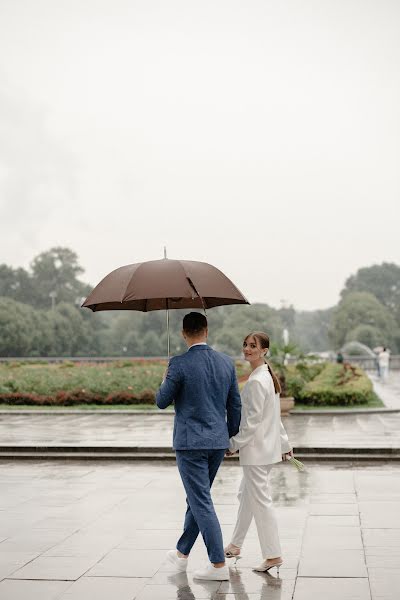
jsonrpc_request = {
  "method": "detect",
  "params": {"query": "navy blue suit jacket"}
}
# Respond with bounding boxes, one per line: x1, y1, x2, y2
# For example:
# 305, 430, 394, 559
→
156, 345, 242, 450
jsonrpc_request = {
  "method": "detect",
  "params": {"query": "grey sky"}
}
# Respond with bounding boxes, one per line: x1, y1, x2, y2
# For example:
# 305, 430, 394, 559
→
0, 0, 399, 310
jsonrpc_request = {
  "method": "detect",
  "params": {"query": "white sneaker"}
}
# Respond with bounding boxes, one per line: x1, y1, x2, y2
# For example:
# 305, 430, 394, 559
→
193, 563, 229, 580
166, 549, 188, 572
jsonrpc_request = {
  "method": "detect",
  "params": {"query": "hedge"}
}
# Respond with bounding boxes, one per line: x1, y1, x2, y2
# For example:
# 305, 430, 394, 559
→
0, 389, 156, 406
0, 359, 374, 407
295, 362, 374, 406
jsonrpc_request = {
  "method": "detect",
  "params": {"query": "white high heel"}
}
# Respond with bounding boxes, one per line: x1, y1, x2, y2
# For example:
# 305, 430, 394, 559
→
253, 560, 283, 575
224, 544, 242, 565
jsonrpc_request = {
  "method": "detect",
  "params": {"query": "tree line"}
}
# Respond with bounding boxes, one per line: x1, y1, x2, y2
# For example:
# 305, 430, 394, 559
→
0, 247, 399, 356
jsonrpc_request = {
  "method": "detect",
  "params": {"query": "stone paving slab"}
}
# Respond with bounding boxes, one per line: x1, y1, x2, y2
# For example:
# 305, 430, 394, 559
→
2, 412, 400, 451
0, 460, 399, 599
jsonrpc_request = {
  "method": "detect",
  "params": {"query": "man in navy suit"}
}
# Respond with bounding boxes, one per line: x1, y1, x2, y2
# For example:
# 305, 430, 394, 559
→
156, 311, 241, 581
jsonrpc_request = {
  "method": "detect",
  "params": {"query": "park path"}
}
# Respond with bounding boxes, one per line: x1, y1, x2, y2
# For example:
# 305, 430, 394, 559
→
1, 411, 400, 449
370, 372, 400, 409
0, 460, 399, 599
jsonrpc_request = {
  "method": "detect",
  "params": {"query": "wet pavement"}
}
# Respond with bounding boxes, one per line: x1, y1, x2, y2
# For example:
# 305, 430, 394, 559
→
0, 460, 399, 599
1, 412, 400, 452
371, 373, 400, 410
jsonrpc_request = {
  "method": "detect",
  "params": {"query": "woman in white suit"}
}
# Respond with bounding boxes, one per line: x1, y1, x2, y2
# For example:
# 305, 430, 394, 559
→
225, 331, 292, 574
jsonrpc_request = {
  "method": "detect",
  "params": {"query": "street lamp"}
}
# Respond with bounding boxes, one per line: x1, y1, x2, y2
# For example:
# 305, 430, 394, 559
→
49, 290, 57, 311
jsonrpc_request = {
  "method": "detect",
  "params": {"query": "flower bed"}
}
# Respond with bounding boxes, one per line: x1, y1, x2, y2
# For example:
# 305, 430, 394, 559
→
285, 362, 375, 406
0, 359, 249, 406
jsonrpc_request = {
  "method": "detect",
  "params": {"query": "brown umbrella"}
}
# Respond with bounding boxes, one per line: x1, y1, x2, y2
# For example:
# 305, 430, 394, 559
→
82, 255, 249, 356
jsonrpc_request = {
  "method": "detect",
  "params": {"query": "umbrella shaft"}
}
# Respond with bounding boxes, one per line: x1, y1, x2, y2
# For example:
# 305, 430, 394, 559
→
166, 303, 170, 360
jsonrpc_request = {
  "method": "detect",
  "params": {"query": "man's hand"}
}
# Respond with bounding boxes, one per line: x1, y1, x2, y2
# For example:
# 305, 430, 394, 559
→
225, 450, 236, 457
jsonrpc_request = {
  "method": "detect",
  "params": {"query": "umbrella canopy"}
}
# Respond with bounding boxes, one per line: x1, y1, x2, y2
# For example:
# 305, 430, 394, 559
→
82, 258, 249, 312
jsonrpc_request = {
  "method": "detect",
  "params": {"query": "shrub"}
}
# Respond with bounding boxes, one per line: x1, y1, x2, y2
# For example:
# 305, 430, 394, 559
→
0, 388, 157, 406
0, 393, 51, 405
297, 363, 374, 406
271, 360, 325, 398
105, 390, 155, 405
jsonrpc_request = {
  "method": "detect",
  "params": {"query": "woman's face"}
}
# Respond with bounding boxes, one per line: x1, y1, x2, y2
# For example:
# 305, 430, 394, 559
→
242, 336, 265, 363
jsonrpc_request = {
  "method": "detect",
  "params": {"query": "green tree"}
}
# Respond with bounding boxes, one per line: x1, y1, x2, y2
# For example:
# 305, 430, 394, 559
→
341, 263, 400, 324
30, 247, 91, 309
30, 310, 56, 356
329, 291, 398, 351
140, 331, 163, 356
278, 305, 296, 329
53, 302, 93, 355
345, 324, 383, 349
292, 308, 334, 352
0, 265, 35, 305
213, 304, 283, 356
0, 298, 36, 356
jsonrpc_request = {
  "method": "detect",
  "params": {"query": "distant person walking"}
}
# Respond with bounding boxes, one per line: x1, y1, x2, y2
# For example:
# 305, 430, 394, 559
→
378, 347, 390, 383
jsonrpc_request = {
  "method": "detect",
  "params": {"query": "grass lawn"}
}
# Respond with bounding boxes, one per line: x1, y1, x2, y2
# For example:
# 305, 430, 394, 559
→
0, 360, 168, 396
0, 360, 386, 410
0, 359, 250, 407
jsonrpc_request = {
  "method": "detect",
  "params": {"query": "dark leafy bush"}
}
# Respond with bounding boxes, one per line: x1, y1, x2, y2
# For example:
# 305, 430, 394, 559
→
297, 363, 374, 406
0, 389, 156, 406
0, 393, 51, 405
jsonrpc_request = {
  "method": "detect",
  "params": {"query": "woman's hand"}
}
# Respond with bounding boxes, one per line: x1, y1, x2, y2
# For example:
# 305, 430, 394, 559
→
225, 450, 236, 457
282, 450, 293, 461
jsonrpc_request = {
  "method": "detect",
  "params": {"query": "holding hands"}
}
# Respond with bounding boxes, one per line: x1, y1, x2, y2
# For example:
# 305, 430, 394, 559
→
226, 449, 294, 460
282, 450, 293, 461
225, 449, 237, 457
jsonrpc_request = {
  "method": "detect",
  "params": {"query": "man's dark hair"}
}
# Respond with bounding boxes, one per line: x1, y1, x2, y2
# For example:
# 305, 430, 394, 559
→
183, 312, 208, 335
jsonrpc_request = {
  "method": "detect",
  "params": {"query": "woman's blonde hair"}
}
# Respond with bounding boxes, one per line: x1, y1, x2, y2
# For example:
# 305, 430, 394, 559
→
244, 331, 282, 394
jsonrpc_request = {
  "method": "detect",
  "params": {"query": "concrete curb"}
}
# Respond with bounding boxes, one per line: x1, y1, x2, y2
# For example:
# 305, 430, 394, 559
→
0, 410, 175, 415
289, 408, 400, 415
0, 408, 399, 415
1, 445, 400, 460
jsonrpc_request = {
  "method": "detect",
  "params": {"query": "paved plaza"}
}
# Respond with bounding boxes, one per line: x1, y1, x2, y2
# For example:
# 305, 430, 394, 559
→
1, 412, 400, 454
0, 373, 399, 598
1, 374, 399, 457
0, 460, 400, 599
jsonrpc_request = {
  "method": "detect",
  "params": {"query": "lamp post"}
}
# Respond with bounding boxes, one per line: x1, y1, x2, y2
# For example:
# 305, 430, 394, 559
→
49, 290, 57, 311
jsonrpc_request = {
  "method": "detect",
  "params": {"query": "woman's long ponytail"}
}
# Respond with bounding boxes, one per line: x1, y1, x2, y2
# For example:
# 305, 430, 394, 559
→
265, 360, 282, 395
245, 331, 282, 394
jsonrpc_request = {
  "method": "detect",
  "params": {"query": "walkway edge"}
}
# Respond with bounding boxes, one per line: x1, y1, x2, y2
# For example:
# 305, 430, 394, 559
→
1, 445, 400, 460
0, 408, 399, 415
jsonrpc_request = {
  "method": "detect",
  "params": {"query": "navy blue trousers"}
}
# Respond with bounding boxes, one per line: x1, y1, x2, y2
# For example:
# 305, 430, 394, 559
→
175, 449, 226, 564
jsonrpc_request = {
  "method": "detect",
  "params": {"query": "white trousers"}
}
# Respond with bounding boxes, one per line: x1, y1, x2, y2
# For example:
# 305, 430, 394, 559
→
380, 366, 389, 383
231, 465, 281, 559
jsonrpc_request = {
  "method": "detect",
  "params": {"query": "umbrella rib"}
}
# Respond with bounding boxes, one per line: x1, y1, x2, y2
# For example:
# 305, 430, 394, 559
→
187, 277, 207, 314
121, 261, 144, 303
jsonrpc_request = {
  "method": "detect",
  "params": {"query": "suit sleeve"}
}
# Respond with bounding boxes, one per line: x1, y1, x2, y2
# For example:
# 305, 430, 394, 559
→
155, 357, 182, 409
280, 416, 292, 454
226, 364, 242, 438
229, 378, 264, 451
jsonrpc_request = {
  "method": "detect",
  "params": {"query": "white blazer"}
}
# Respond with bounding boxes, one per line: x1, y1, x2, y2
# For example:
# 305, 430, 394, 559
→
229, 364, 292, 466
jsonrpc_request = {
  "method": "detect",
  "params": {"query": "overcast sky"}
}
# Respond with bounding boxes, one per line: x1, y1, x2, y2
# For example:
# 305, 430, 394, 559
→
0, 0, 399, 310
